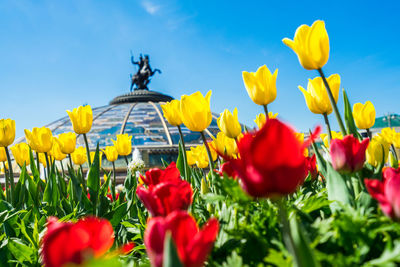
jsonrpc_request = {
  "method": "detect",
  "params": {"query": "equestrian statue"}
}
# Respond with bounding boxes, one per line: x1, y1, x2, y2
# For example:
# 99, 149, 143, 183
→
130, 53, 161, 91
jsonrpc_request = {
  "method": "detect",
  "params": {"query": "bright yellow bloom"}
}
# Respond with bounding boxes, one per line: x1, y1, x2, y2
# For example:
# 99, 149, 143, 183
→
188, 144, 217, 169
39, 153, 53, 168
66, 105, 93, 134
242, 65, 278, 105
353, 101, 376, 129
102, 146, 118, 162
320, 131, 343, 148
379, 128, 396, 144
299, 74, 340, 115
0, 147, 6, 162
254, 112, 278, 129
24, 127, 53, 153
10, 143, 30, 167
56, 132, 76, 154
0, 119, 16, 147
282, 20, 329, 70
50, 140, 66, 161
71, 146, 87, 166
112, 134, 132, 156
180, 91, 212, 132
211, 132, 237, 158
217, 108, 241, 139
186, 149, 196, 166
90, 151, 103, 168
366, 136, 390, 167
0, 162, 8, 174
161, 100, 183, 126
392, 132, 400, 148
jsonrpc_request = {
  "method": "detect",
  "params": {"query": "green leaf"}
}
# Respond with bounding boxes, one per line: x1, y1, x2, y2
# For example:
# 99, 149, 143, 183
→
325, 164, 352, 212
7, 238, 36, 264
87, 144, 101, 214
163, 232, 183, 267
311, 140, 327, 177
343, 89, 362, 139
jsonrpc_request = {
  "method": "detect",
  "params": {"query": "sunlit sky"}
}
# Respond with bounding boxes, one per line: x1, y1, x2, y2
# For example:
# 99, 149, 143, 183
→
1, 0, 400, 138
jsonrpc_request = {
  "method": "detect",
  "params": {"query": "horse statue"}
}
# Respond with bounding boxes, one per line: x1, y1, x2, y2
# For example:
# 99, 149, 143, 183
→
130, 53, 161, 91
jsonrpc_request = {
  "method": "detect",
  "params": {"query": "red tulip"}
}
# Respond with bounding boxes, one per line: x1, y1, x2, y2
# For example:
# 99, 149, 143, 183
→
140, 162, 181, 186
42, 216, 114, 267
218, 162, 239, 179
121, 242, 135, 255
305, 154, 318, 180
136, 179, 193, 217
330, 135, 369, 173
144, 211, 219, 267
225, 119, 311, 198
365, 167, 400, 219
107, 192, 119, 202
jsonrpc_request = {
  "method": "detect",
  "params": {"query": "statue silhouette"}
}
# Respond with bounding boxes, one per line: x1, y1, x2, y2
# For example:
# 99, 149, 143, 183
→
130, 53, 161, 91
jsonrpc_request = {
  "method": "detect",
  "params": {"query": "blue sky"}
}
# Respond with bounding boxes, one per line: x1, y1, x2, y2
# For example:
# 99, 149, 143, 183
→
1, 0, 400, 138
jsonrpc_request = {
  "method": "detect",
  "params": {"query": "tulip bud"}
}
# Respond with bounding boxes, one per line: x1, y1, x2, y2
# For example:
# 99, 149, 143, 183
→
211, 132, 237, 158
180, 91, 212, 132
112, 134, 132, 156
56, 132, 76, 154
66, 105, 93, 134
242, 65, 278, 106
71, 146, 87, 166
254, 112, 278, 129
0, 147, 6, 162
217, 108, 242, 139
24, 127, 53, 153
0, 119, 15, 147
161, 100, 183, 126
389, 151, 399, 169
353, 101, 376, 129
366, 136, 390, 167
50, 140, 67, 161
320, 131, 343, 148
102, 146, 118, 162
283, 20, 330, 70
201, 178, 210, 195
10, 143, 30, 167
298, 74, 340, 115
330, 135, 369, 173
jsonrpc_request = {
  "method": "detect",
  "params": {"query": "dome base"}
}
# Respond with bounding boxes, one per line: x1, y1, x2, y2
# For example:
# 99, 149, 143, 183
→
109, 90, 174, 105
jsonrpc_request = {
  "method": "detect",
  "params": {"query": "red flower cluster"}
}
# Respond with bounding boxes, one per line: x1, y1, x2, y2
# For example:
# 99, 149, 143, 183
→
305, 154, 318, 180
218, 162, 239, 179
225, 119, 311, 198
330, 135, 369, 173
365, 167, 400, 220
136, 162, 193, 217
145, 211, 219, 267
41, 217, 114, 267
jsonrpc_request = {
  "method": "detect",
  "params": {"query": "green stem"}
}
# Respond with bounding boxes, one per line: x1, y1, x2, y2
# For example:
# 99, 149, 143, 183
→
323, 113, 332, 144
36, 151, 40, 176
80, 165, 86, 192
124, 155, 129, 165
277, 198, 301, 267
201, 131, 214, 171
68, 154, 73, 170
317, 68, 346, 136
60, 161, 65, 177
5, 147, 14, 203
44, 152, 51, 180
263, 104, 269, 119
177, 125, 188, 181
3, 161, 10, 202
112, 161, 116, 201
366, 128, 372, 140
83, 133, 92, 167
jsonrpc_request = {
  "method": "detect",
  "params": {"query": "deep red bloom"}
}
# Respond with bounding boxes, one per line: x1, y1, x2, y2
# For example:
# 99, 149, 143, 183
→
365, 167, 400, 219
121, 242, 135, 255
140, 162, 181, 187
107, 192, 119, 202
218, 162, 239, 179
41, 216, 114, 267
136, 179, 193, 217
225, 119, 309, 198
144, 211, 219, 267
330, 135, 369, 173
305, 154, 318, 180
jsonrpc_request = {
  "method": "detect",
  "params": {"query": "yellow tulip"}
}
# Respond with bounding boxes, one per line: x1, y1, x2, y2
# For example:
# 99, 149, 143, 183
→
180, 91, 212, 132
0, 147, 6, 162
283, 20, 330, 70
242, 65, 278, 105
353, 101, 376, 129
366, 136, 390, 167
39, 153, 53, 168
186, 149, 196, 166
379, 128, 396, 144
188, 144, 217, 169
102, 146, 118, 162
50, 140, 66, 161
254, 112, 278, 129
392, 132, 400, 149
217, 108, 242, 139
71, 146, 87, 166
90, 151, 103, 168
66, 105, 93, 134
24, 127, 53, 153
161, 100, 183, 126
10, 143, 30, 167
0, 119, 16, 147
0, 162, 8, 174
211, 132, 237, 158
299, 74, 340, 114
56, 132, 76, 154
112, 134, 132, 156
320, 131, 343, 148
